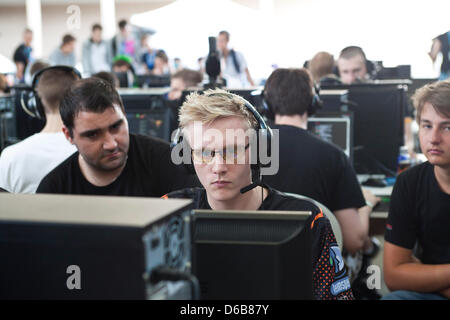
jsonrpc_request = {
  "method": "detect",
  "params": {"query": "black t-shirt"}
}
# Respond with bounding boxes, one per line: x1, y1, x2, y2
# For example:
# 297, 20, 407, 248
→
385, 161, 450, 264
165, 186, 354, 300
263, 125, 365, 212
37, 134, 200, 197
13, 44, 32, 65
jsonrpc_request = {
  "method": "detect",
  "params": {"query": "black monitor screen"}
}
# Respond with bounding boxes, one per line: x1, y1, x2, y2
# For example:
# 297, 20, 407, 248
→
320, 83, 406, 176
192, 210, 313, 300
136, 74, 171, 88
121, 93, 174, 141
0, 95, 18, 151
308, 112, 353, 163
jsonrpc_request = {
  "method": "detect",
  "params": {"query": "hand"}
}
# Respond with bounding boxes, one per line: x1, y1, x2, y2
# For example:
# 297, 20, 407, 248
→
440, 287, 450, 299
362, 188, 381, 209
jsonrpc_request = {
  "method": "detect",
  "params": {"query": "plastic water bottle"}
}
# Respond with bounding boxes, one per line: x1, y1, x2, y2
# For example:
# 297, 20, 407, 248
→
397, 146, 411, 174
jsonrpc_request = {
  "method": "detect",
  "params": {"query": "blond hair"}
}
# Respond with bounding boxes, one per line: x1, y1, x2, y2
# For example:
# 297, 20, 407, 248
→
309, 51, 335, 82
412, 79, 450, 123
178, 88, 258, 130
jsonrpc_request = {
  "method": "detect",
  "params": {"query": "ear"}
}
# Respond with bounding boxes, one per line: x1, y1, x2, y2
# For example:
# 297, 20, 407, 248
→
62, 126, 74, 144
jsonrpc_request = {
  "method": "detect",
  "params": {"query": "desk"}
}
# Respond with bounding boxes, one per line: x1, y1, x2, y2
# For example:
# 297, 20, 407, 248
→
362, 185, 391, 235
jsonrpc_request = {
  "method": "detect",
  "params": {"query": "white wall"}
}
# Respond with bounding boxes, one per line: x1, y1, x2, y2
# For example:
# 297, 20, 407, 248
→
0, 0, 449, 78
0, 1, 174, 70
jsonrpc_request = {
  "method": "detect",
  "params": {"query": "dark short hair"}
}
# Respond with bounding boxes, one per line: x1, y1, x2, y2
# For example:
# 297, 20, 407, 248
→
62, 34, 76, 46
264, 68, 313, 116
155, 50, 168, 63
92, 71, 119, 88
60, 78, 124, 134
118, 19, 127, 30
92, 23, 102, 31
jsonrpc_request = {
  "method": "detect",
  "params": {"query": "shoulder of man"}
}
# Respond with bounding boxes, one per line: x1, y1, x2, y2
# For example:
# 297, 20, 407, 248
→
130, 134, 171, 166
395, 161, 430, 191
36, 152, 78, 194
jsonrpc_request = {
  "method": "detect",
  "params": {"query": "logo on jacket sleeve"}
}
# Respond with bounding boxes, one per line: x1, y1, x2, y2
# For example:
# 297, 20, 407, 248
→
329, 245, 351, 296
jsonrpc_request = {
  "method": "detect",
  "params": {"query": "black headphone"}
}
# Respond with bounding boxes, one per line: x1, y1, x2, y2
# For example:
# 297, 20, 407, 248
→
170, 91, 273, 183
20, 65, 82, 120
261, 84, 323, 121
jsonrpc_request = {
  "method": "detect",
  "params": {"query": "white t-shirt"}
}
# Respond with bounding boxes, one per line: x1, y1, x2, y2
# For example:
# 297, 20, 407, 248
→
0, 132, 76, 193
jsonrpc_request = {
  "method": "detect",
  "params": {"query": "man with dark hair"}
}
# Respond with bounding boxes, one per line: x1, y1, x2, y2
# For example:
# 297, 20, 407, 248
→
13, 28, 33, 82
336, 46, 369, 85
111, 19, 137, 64
36, 77, 198, 196
263, 68, 374, 253
262, 68, 382, 298
383, 79, 450, 300
49, 34, 77, 67
217, 30, 254, 88
82, 24, 112, 76
168, 68, 203, 101
0, 67, 79, 193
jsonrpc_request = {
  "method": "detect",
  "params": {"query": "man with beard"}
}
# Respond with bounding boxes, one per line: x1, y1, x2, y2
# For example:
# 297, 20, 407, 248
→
37, 77, 198, 196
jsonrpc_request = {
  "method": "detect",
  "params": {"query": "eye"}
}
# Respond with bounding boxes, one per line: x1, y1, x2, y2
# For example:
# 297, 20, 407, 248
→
111, 121, 122, 131
85, 132, 97, 139
202, 149, 215, 159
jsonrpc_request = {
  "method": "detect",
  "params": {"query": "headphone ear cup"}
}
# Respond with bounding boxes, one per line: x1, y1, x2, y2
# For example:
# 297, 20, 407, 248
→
307, 94, 320, 116
34, 94, 45, 120
261, 98, 275, 121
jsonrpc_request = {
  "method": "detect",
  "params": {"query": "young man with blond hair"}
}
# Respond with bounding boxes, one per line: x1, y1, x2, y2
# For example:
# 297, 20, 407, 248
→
165, 88, 354, 300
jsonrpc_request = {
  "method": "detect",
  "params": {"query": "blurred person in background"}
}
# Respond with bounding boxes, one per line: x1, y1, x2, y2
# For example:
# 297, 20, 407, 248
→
82, 24, 112, 76
49, 34, 77, 67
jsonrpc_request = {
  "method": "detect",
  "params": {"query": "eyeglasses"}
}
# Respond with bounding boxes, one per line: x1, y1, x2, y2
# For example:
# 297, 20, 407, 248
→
191, 144, 250, 164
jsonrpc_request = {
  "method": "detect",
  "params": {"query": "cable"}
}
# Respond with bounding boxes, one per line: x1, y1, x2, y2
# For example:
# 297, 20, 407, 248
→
149, 266, 201, 300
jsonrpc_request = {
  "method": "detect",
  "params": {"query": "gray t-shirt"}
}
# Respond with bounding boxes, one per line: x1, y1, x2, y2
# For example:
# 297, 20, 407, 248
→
49, 48, 76, 67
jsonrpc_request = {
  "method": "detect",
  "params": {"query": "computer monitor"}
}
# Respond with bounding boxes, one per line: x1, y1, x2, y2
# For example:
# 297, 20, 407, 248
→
114, 71, 130, 88
120, 89, 174, 141
0, 194, 194, 299
308, 112, 353, 163
0, 94, 19, 151
136, 74, 171, 88
192, 209, 313, 300
320, 83, 406, 176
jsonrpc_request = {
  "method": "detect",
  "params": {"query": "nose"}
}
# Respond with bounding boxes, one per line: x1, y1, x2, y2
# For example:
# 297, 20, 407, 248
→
429, 127, 442, 145
211, 153, 227, 175
103, 132, 118, 151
